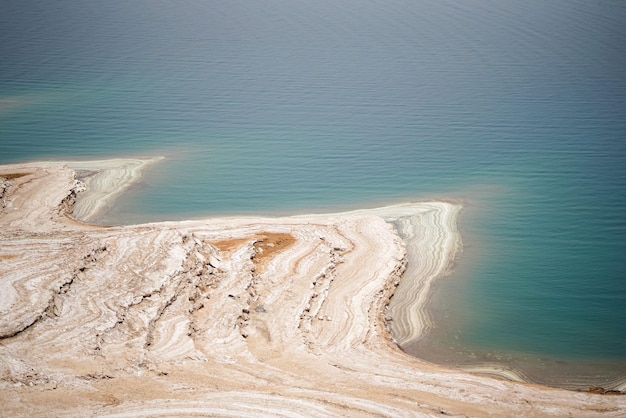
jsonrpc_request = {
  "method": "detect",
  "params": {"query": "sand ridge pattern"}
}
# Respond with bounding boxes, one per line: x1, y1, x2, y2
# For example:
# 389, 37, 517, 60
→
0, 161, 624, 417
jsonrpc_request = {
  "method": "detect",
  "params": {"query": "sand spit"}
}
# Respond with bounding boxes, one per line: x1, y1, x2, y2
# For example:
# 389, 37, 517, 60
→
66, 157, 163, 223
307, 203, 463, 346
0, 162, 624, 417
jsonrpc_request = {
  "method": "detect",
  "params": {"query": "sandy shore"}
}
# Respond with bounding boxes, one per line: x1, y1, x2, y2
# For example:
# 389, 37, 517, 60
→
65, 157, 163, 223
0, 160, 624, 417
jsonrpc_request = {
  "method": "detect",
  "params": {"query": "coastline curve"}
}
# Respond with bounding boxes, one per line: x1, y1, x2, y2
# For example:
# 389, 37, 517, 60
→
0, 160, 623, 416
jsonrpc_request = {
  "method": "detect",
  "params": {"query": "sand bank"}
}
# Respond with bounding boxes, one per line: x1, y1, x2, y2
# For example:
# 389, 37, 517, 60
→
315, 203, 463, 346
0, 161, 624, 417
65, 157, 163, 223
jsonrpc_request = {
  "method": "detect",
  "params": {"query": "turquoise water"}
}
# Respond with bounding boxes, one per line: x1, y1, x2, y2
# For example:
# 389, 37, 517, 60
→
1, 0, 625, 386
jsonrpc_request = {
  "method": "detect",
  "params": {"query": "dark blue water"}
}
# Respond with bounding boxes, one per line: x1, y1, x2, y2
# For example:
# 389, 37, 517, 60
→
1, 0, 625, 386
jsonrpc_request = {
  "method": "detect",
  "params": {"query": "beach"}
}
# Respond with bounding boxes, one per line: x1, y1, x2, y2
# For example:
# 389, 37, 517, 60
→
0, 159, 624, 417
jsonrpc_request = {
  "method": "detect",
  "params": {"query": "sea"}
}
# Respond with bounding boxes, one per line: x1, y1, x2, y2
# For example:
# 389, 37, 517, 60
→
1, 0, 625, 389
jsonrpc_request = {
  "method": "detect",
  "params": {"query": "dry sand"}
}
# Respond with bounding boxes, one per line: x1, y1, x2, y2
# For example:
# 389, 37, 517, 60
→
0, 160, 624, 417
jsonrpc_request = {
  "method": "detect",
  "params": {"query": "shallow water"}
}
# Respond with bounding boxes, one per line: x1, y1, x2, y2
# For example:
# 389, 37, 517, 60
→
1, 0, 625, 388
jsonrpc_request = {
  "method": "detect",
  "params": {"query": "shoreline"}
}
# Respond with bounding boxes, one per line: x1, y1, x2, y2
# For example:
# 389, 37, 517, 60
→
73, 159, 626, 391
296, 203, 463, 343
0, 159, 624, 416
65, 157, 164, 223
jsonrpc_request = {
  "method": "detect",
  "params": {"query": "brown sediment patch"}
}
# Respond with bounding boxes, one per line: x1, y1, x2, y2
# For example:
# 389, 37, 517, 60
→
585, 387, 625, 396
0, 254, 18, 260
252, 232, 297, 273
210, 237, 254, 256
0, 173, 31, 180
210, 233, 296, 272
